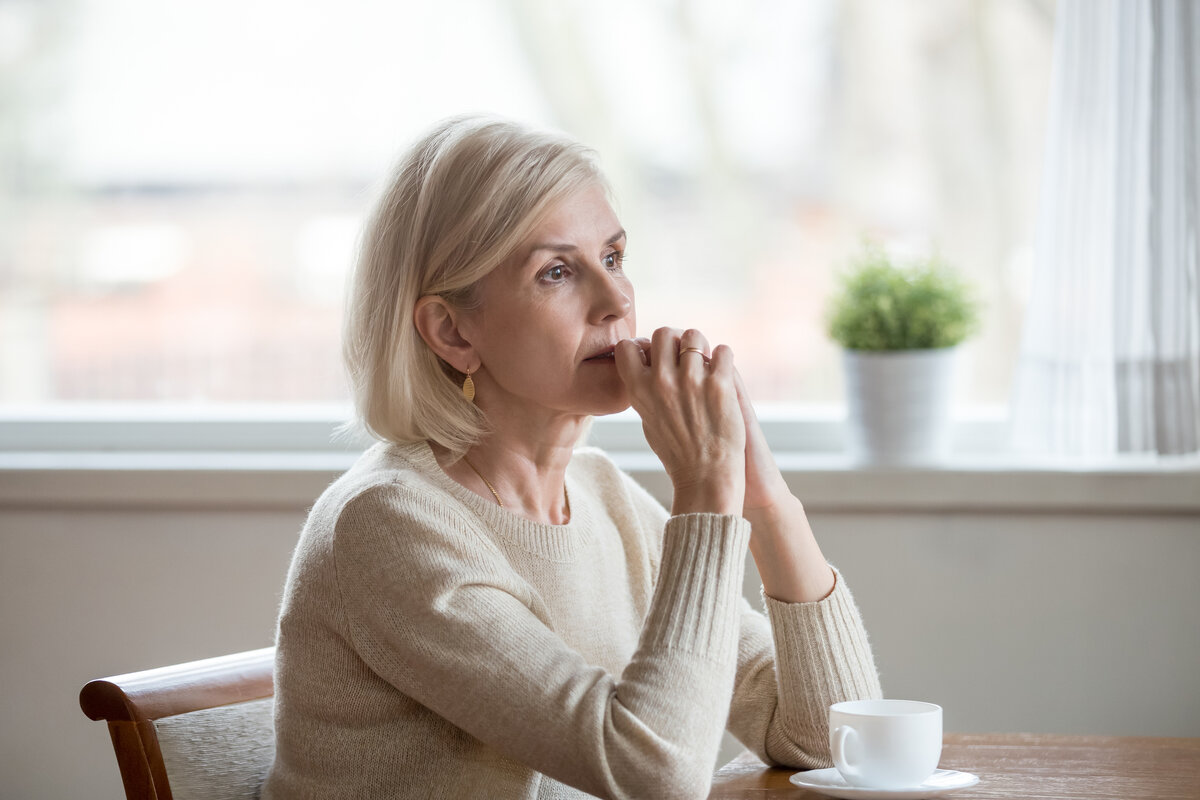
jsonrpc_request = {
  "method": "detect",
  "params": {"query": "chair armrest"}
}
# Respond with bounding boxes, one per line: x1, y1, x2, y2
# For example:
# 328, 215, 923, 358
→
80, 647, 275, 723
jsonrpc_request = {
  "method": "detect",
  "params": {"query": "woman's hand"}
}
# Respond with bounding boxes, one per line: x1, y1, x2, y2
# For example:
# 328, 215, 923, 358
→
733, 369, 792, 516
615, 328, 746, 516
732, 370, 836, 602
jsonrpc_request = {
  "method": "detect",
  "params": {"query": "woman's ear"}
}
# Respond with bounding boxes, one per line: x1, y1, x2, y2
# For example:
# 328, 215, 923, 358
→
414, 295, 476, 372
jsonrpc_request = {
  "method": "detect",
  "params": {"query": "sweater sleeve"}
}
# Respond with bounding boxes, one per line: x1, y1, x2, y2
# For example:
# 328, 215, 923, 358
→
332, 484, 750, 800
725, 569, 883, 768
611, 464, 883, 767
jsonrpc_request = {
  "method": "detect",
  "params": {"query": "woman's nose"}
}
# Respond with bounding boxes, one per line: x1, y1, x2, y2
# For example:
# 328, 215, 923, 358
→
589, 269, 633, 323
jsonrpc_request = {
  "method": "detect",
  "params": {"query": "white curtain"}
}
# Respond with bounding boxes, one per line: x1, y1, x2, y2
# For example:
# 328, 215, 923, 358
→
1011, 0, 1200, 458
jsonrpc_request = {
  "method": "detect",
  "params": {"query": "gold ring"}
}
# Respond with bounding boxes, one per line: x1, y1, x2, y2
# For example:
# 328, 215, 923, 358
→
681, 347, 707, 356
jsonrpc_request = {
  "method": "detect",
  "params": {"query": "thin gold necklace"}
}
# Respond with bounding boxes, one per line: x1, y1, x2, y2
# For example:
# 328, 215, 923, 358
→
461, 455, 570, 518
461, 455, 504, 507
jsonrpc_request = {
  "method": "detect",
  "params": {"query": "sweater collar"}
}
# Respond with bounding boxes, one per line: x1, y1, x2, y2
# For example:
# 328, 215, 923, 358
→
382, 440, 595, 563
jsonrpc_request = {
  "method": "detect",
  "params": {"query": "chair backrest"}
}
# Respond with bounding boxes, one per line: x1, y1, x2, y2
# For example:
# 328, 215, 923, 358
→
80, 647, 276, 800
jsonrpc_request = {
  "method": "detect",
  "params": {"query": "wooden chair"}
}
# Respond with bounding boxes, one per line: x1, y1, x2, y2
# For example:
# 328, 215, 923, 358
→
79, 647, 276, 800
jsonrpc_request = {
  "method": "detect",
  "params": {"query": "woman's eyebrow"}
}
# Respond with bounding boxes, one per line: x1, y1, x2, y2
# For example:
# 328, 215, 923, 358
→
526, 229, 627, 257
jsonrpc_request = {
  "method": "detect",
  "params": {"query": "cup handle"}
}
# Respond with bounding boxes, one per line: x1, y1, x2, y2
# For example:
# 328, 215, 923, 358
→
831, 725, 861, 782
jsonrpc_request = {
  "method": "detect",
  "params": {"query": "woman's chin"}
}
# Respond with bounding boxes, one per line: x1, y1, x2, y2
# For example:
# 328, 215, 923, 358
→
589, 399, 633, 417
587, 385, 632, 417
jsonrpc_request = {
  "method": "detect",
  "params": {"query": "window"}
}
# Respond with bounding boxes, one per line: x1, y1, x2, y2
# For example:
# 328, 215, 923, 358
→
1, 0, 1053, 412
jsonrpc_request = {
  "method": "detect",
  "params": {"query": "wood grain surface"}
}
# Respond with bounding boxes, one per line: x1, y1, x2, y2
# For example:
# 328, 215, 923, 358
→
708, 733, 1200, 799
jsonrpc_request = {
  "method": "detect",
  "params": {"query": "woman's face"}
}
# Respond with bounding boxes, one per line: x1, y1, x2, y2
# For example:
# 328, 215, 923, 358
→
459, 183, 636, 423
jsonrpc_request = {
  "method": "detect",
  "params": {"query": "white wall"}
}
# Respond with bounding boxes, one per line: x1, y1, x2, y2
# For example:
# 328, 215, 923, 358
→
1, 506, 303, 800
809, 512, 1200, 736
1, 474, 1198, 799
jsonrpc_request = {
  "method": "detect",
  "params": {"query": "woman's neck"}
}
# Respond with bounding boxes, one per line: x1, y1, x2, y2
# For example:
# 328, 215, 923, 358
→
432, 420, 583, 525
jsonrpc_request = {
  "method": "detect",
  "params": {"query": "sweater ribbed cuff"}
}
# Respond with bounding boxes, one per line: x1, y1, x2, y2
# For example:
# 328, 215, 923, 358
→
642, 513, 751, 660
763, 567, 882, 731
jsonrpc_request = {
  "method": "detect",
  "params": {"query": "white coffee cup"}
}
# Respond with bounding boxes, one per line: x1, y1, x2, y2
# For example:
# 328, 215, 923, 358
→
829, 699, 942, 789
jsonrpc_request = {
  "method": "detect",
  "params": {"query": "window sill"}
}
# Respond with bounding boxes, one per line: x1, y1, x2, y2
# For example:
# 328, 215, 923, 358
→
2, 406, 1196, 513
1, 448, 1196, 514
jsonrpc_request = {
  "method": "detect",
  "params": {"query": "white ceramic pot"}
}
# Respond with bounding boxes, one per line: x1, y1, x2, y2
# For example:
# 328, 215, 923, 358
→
842, 348, 958, 466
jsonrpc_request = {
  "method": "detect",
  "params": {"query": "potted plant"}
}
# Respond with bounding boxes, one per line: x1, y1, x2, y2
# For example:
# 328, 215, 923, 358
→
826, 244, 980, 465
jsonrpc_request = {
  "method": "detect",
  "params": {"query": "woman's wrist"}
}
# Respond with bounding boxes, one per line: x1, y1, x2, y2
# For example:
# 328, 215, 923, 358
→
670, 475, 745, 516
743, 489, 802, 526
746, 495, 836, 603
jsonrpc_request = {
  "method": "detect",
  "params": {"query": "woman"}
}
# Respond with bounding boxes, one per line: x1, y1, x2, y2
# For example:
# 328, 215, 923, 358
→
263, 116, 881, 800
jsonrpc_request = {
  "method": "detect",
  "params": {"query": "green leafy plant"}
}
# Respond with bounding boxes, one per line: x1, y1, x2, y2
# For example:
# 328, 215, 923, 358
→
827, 245, 980, 351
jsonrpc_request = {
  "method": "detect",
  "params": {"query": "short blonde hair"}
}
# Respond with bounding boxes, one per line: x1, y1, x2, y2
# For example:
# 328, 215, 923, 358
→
343, 115, 606, 454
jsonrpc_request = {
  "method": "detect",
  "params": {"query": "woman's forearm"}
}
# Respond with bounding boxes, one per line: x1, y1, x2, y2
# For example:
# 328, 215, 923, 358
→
745, 494, 836, 604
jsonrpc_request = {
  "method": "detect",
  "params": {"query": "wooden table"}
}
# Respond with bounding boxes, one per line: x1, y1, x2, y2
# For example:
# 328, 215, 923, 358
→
709, 733, 1200, 799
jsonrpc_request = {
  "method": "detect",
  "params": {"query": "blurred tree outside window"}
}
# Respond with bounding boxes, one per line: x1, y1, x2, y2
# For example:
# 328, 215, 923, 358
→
0, 0, 1054, 409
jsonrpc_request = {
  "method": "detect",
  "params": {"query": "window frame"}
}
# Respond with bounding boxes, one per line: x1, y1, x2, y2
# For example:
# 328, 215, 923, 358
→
0, 403, 1012, 456
1, 406, 1196, 515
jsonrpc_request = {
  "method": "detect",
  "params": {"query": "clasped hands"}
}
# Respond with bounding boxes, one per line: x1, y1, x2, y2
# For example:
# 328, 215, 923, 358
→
614, 327, 790, 519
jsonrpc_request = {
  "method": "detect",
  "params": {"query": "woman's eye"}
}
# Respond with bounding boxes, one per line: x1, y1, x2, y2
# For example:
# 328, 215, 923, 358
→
543, 265, 567, 282
603, 251, 623, 270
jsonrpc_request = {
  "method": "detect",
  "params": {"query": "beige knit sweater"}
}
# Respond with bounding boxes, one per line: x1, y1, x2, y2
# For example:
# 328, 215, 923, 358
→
262, 441, 880, 800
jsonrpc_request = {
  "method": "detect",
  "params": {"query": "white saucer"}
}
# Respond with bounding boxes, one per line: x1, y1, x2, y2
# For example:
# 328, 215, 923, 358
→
788, 767, 980, 799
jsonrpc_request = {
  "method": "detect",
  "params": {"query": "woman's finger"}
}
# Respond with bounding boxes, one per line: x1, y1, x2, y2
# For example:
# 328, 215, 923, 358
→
677, 328, 711, 374
632, 337, 651, 364
614, 339, 648, 387
709, 343, 735, 378
649, 327, 683, 370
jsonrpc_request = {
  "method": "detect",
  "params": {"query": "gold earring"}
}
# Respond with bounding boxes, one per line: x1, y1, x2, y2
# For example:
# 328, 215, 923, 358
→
462, 366, 476, 403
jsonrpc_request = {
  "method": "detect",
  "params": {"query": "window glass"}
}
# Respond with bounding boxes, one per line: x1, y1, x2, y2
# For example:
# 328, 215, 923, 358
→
0, 0, 1053, 406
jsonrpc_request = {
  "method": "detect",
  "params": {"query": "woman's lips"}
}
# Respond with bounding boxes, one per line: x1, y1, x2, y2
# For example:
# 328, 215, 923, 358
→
584, 346, 617, 361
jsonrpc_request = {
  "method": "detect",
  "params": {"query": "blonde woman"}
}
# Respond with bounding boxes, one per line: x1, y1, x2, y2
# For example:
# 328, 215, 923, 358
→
263, 116, 881, 800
